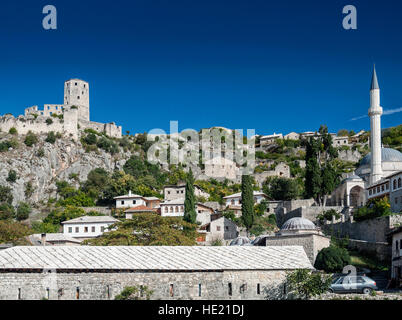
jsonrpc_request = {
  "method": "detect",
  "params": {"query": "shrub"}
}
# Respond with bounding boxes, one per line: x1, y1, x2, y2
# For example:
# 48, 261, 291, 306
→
317, 209, 341, 222
285, 269, 332, 300
314, 246, 351, 273
0, 220, 32, 244
46, 118, 53, 125
0, 185, 13, 205
354, 197, 392, 222
36, 148, 45, 157
24, 131, 38, 147
0, 203, 15, 220
24, 181, 34, 198
114, 286, 153, 300
6, 170, 17, 183
8, 127, 17, 135
83, 133, 97, 145
16, 202, 31, 221
45, 131, 56, 144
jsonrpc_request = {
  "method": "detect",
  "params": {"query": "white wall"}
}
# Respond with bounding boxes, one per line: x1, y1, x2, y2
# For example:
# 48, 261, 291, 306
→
63, 222, 115, 238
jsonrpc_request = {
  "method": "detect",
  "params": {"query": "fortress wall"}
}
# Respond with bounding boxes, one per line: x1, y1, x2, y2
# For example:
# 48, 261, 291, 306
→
0, 116, 64, 136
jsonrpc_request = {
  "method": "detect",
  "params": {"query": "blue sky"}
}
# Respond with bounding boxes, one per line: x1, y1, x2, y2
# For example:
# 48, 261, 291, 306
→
0, 0, 401, 136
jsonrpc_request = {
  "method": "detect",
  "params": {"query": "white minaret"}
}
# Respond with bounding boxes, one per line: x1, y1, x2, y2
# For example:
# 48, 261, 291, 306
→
368, 66, 383, 184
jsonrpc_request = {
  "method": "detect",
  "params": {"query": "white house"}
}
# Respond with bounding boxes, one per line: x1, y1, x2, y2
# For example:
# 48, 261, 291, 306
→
114, 191, 161, 209
160, 199, 214, 225
223, 191, 268, 207
259, 133, 283, 146
62, 216, 119, 239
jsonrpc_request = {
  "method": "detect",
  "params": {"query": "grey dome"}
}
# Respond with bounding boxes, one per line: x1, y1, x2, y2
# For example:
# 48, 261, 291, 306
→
360, 148, 402, 166
342, 174, 363, 183
281, 217, 316, 231
229, 237, 251, 246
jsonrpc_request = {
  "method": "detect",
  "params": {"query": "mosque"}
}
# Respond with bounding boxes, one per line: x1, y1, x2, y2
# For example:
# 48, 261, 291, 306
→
330, 67, 402, 208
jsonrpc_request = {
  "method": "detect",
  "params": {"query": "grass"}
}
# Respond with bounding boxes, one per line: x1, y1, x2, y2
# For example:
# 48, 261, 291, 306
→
349, 250, 389, 271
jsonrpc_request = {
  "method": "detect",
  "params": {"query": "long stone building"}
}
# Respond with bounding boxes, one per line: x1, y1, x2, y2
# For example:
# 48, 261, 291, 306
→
0, 246, 312, 300
0, 79, 122, 139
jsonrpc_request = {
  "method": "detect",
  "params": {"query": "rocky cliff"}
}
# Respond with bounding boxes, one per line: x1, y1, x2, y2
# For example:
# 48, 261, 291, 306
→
0, 133, 132, 206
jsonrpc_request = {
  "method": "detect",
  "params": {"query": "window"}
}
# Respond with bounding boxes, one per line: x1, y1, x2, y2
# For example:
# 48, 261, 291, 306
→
228, 283, 232, 296
77, 96, 80, 100
133, 200, 136, 204
369, 189, 372, 196
76, 287, 80, 300
198, 284, 202, 297
68, 227, 72, 233
169, 284, 174, 297
101, 226, 105, 232
396, 240, 399, 251
91, 226, 96, 232
394, 180, 397, 190
121, 200, 125, 205
84, 227, 88, 233
257, 284, 261, 295
46, 288, 50, 299
75, 82, 77, 86
75, 227, 79, 233
18, 288, 21, 300
225, 226, 229, 231
399, 178, 402, 188
217, 226, 221, 231
381, 185, 384, 192
177, 191, 180, 194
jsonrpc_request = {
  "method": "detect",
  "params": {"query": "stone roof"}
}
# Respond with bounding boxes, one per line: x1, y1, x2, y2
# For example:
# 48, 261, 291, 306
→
124, 206, 158, 213
30, 233, 83, 244
61, 216, 119, 225
0, 246, 313, 271
281, 217, 317, 231
360, 148, 402, 166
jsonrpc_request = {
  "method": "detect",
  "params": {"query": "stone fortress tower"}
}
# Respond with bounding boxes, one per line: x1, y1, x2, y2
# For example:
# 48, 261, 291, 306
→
64, 79, 90, 121
0, 78, 122, 139
368, 66, 383, 184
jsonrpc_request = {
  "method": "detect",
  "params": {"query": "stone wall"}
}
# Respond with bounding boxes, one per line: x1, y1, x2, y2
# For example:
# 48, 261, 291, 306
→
323, 214, 402, 243
0, 270, 288, 300
263, 234, 330, 264
347, 239, 391, 262
82, 207, 112, 216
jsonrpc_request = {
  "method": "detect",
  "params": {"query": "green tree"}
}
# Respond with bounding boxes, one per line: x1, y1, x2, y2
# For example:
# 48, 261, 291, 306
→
285, 269, 332, 300
314, 246, 351, 273
0, 220, 32, 244
83, 213, 197, 246
184, 169, 196, 224
304, 125, 338, 205
16, 202, 31, 221
241, 175, 254, 235
8, 127, 17, 135
263, 177, 300, 201
337, 129, 349, 137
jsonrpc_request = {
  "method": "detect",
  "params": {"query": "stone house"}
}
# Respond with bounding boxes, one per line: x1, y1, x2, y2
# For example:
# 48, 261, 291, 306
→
390, 226, 402, 287
62, 216, 119, 239
259, 133, 283, 146
204, 156, 239, 181
0, 246, 313, 300
163, 183, 210, 201
29, 233, 83, 246
284, 132, 300, 140
160, 199, 214, 226
389, 171, 402, 213
199, 217, 239, 243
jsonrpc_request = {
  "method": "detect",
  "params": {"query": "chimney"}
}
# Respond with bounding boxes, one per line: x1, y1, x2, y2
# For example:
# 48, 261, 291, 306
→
128, 190, 132, 196
41, 233, 46, 246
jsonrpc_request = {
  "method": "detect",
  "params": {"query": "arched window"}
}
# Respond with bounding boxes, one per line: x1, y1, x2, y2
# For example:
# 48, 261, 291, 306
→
394, 179, 397, 190
398, 178, 402, 188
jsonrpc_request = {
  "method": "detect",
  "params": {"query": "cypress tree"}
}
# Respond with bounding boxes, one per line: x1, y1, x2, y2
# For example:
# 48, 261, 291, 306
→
184, 169, 197, 224
241, 175, 254, 235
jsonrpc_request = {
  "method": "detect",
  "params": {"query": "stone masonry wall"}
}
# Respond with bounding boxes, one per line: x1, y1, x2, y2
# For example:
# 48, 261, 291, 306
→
0, 270, 288, 300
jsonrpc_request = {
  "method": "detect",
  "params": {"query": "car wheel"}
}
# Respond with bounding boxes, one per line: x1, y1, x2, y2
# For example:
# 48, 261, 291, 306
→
362, 288, 372, 295
328, 289, 334, 293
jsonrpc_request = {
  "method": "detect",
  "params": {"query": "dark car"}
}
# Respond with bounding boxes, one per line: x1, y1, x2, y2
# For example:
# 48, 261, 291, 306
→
329, 275, 378, 294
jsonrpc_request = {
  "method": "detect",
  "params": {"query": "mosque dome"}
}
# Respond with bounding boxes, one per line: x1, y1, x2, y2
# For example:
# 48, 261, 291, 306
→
281, 217, 317, 231
359, 148, 402, 166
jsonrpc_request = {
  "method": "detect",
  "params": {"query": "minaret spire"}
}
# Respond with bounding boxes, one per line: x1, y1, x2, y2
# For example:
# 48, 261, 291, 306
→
371, 65, 380, 90
368, 65, 383, 184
